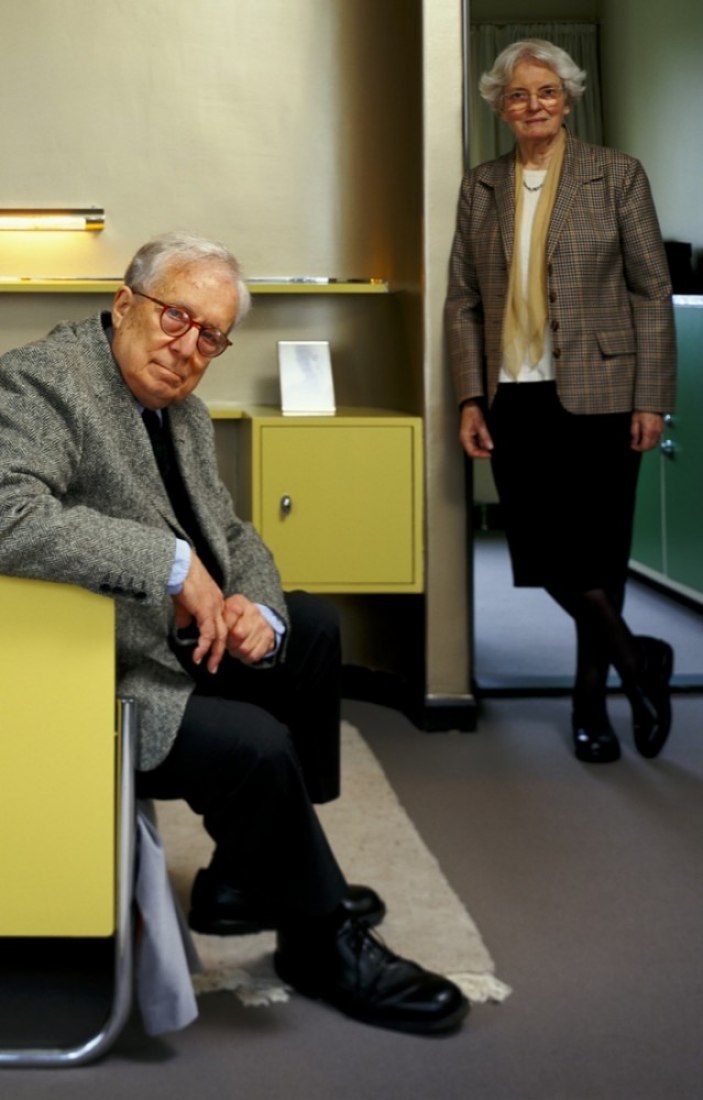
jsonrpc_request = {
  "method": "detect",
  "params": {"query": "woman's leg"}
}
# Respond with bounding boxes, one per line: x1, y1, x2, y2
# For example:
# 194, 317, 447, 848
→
546, 582, 673, 759
546, 582, 635, 762
548, 583, 638, 699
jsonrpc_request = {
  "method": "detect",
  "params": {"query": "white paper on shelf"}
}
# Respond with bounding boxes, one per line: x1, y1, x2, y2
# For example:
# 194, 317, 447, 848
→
278, 340, 336, 416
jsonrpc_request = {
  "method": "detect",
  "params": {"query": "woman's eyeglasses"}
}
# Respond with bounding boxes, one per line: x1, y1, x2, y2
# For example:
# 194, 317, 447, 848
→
503, 85, 564, 111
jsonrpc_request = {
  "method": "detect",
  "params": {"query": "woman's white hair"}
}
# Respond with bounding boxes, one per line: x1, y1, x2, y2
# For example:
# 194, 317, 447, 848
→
124, 230, 252, 326
479, 38, 587, 113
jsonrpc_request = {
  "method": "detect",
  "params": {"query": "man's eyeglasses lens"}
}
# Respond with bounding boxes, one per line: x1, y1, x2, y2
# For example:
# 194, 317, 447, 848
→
132, 290, 230, 357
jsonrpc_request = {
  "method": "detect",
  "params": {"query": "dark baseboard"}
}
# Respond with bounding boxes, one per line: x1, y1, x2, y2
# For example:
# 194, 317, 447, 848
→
342, 665, 478, 732
420, 695, 478, 732
474, 675, 703, 698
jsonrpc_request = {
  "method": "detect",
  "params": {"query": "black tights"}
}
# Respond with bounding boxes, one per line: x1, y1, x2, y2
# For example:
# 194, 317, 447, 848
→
545, 583, 641, 721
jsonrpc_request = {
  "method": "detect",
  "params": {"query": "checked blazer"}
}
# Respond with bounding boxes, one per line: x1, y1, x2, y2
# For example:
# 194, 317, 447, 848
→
0, 314, 289, 771
445, 130, 676, 415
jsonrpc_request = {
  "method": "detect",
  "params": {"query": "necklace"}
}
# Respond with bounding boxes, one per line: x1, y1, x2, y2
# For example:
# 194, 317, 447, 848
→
522, 179, 544, 192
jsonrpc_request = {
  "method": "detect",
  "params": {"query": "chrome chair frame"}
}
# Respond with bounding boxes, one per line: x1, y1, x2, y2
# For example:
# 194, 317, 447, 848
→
0, 698, 137, 1068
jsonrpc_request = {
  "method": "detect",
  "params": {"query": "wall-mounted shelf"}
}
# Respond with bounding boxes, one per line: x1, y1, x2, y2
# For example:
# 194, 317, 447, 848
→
0, 278, 389, 295
207, 402, 246, 420
247, 280, 388, 295
0, 278, 122, 294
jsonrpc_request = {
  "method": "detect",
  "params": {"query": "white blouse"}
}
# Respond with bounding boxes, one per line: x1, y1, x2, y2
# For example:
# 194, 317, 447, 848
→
499, 169, 555, 384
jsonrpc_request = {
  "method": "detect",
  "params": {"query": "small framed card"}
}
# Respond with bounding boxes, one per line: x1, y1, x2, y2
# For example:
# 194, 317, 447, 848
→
278, 340, 336, 416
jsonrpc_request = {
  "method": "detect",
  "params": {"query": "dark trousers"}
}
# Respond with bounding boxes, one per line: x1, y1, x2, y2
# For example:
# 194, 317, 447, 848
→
135, 591, 347, 919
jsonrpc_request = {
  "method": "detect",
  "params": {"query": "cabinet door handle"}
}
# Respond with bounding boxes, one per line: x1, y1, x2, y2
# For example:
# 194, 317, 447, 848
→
660, 438, 676, 458
280, 494, 293, 517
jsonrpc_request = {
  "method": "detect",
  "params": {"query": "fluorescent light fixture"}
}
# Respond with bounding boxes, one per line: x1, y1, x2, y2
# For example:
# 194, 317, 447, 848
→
0, 208, 105, 231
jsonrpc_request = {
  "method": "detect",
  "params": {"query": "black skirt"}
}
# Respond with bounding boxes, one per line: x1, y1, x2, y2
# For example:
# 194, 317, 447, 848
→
486, 382, 641, 590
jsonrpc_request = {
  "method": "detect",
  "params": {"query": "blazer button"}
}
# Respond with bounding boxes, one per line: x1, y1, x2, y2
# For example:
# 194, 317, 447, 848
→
553, 348, 562, 359
549, 291, 557, 303
551, 320, 560, 332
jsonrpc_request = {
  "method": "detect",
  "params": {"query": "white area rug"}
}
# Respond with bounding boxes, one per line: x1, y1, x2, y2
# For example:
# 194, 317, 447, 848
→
157, 722, 511, 1008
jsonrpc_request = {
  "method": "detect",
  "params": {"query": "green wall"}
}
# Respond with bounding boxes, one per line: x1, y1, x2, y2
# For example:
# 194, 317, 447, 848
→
600, 0, 703, 266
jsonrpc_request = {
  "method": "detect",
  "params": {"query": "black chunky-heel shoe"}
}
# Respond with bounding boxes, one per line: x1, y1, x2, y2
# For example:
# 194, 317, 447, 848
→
572, 714, 621, 764
630, 636, 674, 758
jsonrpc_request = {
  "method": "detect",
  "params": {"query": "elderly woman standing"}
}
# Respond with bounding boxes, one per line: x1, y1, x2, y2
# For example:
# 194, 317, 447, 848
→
445, 39, 677, 763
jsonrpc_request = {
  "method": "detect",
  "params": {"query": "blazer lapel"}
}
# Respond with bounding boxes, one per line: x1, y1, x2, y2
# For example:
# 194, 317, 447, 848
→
89, 315, 177, 524
548, 131, 602, 259
484, 153, 516, 263
168, 401, 228, 575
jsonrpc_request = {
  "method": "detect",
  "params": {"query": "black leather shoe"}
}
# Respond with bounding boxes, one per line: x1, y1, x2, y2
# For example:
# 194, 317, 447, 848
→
572, 714, 621, 764
189, 869, 385, 936
189, 869, 276, 936
341, 884, 386, 927
274, 917, 469, 1035
631, 636, 674, 758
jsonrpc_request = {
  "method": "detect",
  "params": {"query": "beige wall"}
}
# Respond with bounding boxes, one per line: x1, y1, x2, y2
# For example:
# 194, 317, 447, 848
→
1, 1, 408, 278
0, 0, 474, 709
0, 0, 424, 410
4, 2, 698, 711
421, 1, 472, 701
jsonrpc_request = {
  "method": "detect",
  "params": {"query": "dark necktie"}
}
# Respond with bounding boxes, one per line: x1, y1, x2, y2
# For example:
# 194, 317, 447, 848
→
141, 408, 223, 586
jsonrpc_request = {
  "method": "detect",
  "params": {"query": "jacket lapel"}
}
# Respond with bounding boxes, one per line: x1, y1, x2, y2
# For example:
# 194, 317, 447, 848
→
548, 131, 602, 259
89, 315, 177, 524
495, 162, 516, 264
478, 152, 516, 264
168, 400, 228, 576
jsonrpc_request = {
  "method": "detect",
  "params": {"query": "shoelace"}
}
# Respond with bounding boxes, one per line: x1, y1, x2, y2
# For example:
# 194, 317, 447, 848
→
343, 919, 394, 990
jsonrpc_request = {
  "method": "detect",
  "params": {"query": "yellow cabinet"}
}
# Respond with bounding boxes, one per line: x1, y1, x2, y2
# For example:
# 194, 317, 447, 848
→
238, 409, 423, 593
0, 578, 117, 937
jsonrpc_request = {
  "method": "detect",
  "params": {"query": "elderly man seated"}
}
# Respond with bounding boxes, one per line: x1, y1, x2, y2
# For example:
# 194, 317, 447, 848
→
0, 231, 468, 1037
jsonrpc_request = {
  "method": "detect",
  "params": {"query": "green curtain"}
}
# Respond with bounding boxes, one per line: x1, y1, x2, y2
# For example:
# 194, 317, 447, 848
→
467, 23, 603, 168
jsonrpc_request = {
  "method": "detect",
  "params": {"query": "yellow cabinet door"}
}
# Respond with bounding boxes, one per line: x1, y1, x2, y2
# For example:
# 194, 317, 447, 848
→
254, 420, 423, 592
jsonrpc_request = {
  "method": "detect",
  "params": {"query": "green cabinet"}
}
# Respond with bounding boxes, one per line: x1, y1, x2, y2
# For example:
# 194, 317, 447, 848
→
631, 297, 703, 600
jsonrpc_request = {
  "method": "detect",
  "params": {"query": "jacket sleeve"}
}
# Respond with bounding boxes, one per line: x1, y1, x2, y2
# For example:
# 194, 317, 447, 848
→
617, 157, 677, 413
0, 348, 176, 603
444, 171, 488, 406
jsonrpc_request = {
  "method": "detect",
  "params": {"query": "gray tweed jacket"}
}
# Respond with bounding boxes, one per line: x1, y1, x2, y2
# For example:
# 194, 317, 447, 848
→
0, 313, 288, 770
445, 130, 676, 414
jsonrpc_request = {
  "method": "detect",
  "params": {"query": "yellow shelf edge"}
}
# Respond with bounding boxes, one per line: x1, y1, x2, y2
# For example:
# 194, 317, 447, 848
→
207, 403, 247, 420
0, 279, 122, 294
0, 278, 389, 295
249, 281, 389, 294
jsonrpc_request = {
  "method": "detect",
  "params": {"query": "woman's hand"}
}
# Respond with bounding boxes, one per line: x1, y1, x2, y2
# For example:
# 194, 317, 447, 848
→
459, 401, 495, 459
630, 411, 664, 453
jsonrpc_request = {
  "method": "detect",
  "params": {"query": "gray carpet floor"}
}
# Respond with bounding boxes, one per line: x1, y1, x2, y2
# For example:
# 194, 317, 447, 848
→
3, 556, 702, 1098
474, 530, 703, 691
4, 694, 702, 1099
